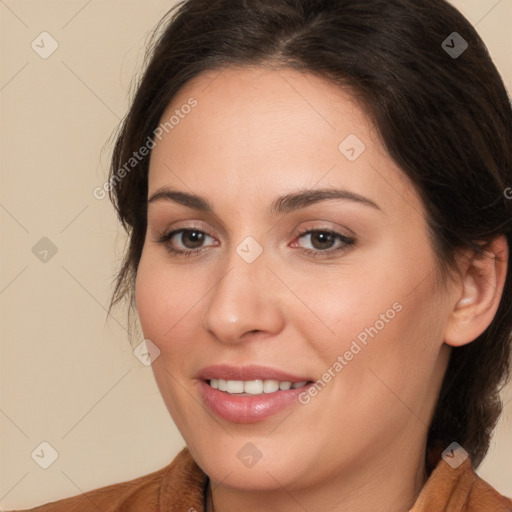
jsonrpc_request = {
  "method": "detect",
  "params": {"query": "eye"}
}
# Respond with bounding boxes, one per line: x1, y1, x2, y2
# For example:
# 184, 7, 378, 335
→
292, 228, 355, 257
155, 227, 216, 257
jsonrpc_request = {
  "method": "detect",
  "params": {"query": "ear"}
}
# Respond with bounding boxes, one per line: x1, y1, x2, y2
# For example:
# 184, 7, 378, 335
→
443, 235, 508, 347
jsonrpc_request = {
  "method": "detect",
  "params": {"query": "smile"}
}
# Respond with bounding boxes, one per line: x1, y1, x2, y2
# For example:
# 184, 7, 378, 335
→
196, 364, 315, 422
207, 378, 310, 395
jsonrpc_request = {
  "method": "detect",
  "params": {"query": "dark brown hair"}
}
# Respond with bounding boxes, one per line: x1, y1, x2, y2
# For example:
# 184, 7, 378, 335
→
107, 0, 512, 474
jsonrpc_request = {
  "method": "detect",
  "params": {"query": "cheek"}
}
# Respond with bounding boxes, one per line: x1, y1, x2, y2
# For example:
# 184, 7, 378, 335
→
350, 276, 449, 419
135, 258, 166, 340
134, 253, 202, 417
135, 251, 204, 343
277, 262, 407, 358
310, 245, 447, 400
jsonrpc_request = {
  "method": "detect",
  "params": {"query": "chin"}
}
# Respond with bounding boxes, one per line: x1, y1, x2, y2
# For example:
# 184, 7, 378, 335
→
186, 435, 312, 490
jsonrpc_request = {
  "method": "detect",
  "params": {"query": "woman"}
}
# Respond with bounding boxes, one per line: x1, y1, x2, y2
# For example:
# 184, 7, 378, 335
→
12, 0, 512, 510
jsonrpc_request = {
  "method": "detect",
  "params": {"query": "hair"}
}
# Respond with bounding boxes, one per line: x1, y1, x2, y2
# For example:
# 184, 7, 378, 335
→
106, 0, 512, 474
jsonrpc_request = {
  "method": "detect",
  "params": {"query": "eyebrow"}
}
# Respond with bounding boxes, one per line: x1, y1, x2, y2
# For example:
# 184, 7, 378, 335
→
147, 186, 382, 215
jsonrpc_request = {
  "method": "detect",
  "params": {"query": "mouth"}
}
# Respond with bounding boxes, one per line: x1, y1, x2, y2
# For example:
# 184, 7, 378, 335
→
196, 365, 316, 423
206, 378, 313, 395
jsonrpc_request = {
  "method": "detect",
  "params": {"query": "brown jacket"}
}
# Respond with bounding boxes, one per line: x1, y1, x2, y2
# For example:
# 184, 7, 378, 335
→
9, 447, 512, 511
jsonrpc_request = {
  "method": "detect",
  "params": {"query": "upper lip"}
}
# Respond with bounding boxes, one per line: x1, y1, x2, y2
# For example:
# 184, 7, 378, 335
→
196, 364, 313, 383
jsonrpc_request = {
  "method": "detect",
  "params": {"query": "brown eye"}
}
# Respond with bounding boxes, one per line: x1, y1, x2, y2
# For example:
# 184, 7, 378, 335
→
155, 227, 216, 256
178, 230, 207, 249
308, 231, 336, 250
295, 229, 354, 255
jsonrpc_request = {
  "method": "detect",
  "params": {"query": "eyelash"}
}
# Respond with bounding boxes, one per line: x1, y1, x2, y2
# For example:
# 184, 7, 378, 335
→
154, 226, 356, 259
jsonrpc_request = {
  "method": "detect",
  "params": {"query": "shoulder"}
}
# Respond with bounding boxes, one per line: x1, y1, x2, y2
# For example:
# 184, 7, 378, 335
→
412, 450, 512, 512
7, 462, 170, 512
469, 471, 512, 512
6, 447, 207, 512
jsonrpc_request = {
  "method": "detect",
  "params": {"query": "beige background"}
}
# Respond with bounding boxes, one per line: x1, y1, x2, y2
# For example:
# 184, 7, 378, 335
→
1, 0, 511, 508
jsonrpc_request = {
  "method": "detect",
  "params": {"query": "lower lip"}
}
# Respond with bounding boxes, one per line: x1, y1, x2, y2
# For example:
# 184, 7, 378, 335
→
199, 381, 312, 423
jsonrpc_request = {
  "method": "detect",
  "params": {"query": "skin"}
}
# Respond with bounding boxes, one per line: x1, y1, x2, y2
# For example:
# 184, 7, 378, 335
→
134, 66, 508, 512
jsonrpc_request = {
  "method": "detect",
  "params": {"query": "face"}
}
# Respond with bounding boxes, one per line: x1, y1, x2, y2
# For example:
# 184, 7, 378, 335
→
135, 66, 454, 492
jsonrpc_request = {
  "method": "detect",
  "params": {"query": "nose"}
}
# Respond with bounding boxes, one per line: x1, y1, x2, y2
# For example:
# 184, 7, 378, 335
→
201, 248, 285, 345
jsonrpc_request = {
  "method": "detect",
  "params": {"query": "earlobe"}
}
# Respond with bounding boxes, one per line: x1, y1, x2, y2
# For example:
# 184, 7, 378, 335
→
443, 235, 508, 348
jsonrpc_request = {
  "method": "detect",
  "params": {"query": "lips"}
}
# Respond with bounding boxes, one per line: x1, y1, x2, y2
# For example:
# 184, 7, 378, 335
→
196, 364, 315, 423
196, 364, 313, 383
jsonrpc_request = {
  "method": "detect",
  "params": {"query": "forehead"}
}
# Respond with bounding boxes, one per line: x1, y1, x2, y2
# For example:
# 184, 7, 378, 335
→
153, 65, 373, 156
147, 66, 421, 219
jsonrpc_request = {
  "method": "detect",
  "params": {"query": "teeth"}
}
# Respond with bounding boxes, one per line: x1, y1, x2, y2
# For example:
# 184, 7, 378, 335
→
208, 379, 308, 394
227, 380, 244, 393
263, 379, 279, 393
